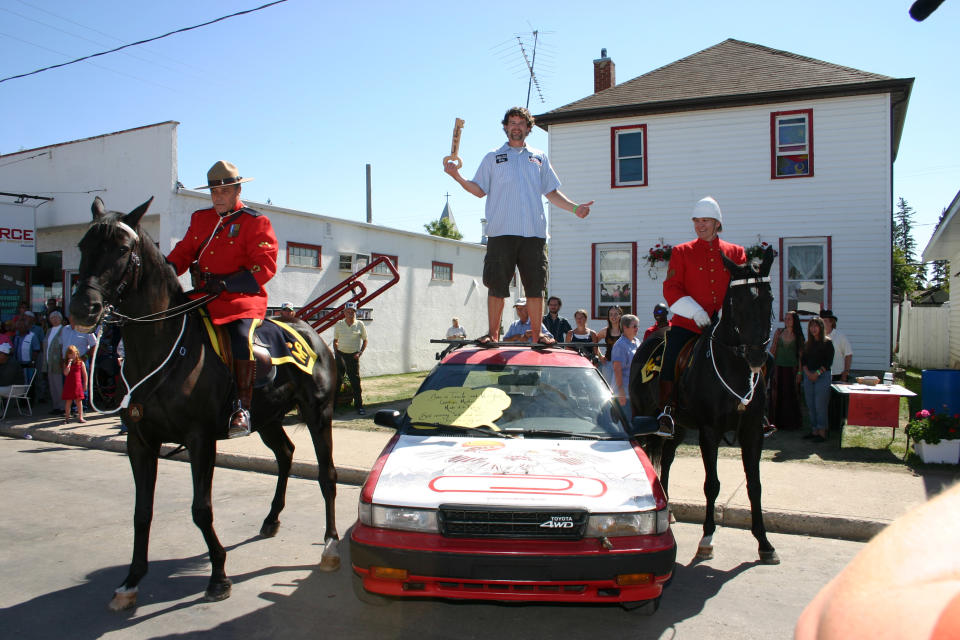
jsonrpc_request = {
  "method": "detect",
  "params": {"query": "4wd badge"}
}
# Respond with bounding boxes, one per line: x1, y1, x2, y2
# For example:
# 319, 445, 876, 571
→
539, 516, 574, 529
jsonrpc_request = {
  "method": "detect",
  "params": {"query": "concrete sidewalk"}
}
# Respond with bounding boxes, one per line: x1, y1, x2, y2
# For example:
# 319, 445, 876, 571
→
3, 408, 957, 543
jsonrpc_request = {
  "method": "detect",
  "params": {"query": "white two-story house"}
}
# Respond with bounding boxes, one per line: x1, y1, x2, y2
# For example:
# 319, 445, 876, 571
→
536, 39, 913, 372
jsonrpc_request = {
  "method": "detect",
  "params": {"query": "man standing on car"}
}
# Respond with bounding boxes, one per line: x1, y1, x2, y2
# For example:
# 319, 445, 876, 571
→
444, 106, 593, 345
333, 302, 367, 415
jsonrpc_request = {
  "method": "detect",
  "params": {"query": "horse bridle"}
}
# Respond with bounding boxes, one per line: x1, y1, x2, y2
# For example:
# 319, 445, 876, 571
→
708, 274, 772, 408
75, 221, 143, 315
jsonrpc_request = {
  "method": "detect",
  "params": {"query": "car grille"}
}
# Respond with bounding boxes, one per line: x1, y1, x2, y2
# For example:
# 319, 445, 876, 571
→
439, 505, 587, 539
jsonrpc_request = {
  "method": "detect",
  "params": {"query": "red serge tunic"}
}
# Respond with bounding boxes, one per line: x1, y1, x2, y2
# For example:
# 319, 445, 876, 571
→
663, 237, 746, 334
166, 203, 278, 325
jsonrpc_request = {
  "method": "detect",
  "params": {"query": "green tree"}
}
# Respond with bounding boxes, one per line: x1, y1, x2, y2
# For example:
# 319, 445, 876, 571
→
893, 197, 918, 261
892, 246, 918, 300
424, 217, 463, 240
930, 259, 950, 293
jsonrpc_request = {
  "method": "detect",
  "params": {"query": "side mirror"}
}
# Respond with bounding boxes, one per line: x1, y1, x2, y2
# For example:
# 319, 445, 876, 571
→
630, 415, 660, 436
374, 409, 403, 430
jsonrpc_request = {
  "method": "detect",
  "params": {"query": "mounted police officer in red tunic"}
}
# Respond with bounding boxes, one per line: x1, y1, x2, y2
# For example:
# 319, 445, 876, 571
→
167, 161, 278, 438
656, 196, 746, 438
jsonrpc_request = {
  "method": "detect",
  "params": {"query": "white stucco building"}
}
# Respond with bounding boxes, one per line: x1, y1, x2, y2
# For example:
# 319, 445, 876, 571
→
0, 122, 494, 375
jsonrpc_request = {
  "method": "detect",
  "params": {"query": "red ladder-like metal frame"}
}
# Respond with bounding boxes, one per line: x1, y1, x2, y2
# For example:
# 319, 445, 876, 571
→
296, 255, 400, 333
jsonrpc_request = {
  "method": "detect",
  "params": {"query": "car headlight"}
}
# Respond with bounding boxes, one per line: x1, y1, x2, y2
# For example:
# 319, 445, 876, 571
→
359, 502, 439, 533
586, 509, 669, 537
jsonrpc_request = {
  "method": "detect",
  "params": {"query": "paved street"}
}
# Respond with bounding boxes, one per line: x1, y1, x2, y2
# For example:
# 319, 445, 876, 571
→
0, 437, 864, 639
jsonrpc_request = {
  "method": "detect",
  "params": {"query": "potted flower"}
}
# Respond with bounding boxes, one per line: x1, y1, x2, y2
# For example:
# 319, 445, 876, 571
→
906, 409, 960, 464
646, 243, 672, 268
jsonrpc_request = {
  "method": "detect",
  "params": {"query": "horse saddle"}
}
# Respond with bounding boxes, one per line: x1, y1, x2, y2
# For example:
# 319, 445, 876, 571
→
200, 313, 318, 388
634, 333, 697, 385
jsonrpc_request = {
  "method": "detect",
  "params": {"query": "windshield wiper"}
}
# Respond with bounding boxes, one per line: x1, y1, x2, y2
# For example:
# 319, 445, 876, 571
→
502, 428, 611, 440
408, 421, 516, 439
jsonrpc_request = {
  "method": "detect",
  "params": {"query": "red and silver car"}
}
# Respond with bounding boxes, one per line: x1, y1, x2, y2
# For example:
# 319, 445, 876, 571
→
350, 344, 676, 612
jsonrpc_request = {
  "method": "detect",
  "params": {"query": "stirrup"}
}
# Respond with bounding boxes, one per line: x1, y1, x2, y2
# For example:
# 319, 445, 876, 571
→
654, 407, 675, 439
762, 417, 777, 439
227, 408, 251, 439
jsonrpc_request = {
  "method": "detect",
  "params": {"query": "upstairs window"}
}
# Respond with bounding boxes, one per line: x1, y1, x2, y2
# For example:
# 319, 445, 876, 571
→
611, 124, 648, 188
287, 242, 321, 268
432, 261, 453, 282
782, 237, 830, 316
771, 109, 813, 179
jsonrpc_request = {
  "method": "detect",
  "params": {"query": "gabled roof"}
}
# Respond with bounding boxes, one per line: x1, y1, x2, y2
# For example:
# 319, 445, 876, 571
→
536, 39, 913, 155
922, 189, 960, 262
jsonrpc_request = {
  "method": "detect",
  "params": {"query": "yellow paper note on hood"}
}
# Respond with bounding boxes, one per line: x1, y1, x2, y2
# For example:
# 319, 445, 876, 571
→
407, 387, 511, 428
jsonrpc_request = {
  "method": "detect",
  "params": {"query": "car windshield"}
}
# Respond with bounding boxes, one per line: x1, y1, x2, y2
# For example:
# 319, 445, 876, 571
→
405, 363, 629, 439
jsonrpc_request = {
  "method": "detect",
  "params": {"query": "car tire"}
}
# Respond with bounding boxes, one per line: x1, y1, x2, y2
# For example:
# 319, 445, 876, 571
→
351, 573, 393, 606
621, 597, 660, 615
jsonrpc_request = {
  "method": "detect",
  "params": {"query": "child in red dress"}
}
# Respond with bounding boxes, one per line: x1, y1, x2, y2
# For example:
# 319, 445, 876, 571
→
62, 344, 88, 423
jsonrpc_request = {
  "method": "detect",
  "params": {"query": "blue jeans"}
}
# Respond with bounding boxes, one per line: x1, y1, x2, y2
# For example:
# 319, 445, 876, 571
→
803, 373, 831, 433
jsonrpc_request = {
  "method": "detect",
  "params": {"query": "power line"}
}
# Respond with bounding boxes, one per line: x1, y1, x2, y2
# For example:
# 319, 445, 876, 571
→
0, 0, 290, 85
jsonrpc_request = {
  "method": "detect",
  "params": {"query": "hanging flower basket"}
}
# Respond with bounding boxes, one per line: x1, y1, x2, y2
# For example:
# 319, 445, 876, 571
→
745, 242, 778, 263
646, 244, 672, 268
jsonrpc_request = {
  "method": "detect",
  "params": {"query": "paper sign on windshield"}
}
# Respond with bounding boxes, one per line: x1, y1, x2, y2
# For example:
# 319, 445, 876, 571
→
407, 387, 511, 428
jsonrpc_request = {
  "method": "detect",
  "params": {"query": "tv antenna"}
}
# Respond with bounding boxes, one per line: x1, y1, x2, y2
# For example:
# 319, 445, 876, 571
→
491, 29, 553, 108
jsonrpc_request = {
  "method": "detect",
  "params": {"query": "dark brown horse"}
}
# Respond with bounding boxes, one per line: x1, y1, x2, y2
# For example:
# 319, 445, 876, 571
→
70, 197, 340, 611
630, 247, 779, 564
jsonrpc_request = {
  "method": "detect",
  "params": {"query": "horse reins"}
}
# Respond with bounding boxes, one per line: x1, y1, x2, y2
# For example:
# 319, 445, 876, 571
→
708, 274, 772, 409
83, 220, 216, 414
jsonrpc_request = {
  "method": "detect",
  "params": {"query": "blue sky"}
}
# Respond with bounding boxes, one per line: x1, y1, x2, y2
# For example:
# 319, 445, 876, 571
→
1, 0, 957, 254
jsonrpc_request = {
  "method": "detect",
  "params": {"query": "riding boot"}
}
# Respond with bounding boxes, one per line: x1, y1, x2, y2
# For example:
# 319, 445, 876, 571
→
227, 360, 256, 439
655, 379, 676, 438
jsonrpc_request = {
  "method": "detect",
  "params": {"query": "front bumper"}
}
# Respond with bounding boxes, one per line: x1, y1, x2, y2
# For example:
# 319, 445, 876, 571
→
350, 522, 676, 604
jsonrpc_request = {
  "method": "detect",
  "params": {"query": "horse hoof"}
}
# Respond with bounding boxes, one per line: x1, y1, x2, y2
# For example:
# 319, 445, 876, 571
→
696, 546, 714, 560
759, 550, 780, 565
318, 554, 341, 572
204, 579, 232, 602
108, 589, 137, 611
260, 521, 281, 537
318, 539, 341, 572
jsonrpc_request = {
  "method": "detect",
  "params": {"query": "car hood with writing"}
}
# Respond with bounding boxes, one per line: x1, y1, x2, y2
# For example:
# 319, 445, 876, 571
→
372, 435, 657, 512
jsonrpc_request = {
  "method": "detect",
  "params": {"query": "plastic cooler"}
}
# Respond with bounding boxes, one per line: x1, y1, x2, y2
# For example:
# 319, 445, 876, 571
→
921, 369, 960, 415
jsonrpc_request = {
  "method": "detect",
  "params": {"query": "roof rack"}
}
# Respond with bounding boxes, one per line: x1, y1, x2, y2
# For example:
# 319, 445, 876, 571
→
430, 338, 601, 360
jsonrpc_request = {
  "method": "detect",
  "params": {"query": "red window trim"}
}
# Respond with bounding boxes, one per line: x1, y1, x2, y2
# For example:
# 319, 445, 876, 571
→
431, 261, 453, 281
371, 253, 399, 275
778, 235, 831, 320
591, 241, 637, 320
610, 124, 649, 189
286, 241, 322, 268
770, 108, 814, 180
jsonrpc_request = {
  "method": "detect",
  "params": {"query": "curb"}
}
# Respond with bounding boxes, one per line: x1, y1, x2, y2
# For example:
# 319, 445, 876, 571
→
2, 422, 887, 543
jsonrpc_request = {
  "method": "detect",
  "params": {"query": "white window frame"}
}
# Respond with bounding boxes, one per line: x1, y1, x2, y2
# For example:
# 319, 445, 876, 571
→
592, 242, 635, 319
772, 109, 813, 179
611, 124, 648, 188
781, 237, 830, 317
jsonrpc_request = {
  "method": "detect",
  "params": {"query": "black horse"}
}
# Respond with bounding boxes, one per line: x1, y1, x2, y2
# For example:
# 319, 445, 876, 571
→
630, 246, 779, 565
69, 197, 340, 611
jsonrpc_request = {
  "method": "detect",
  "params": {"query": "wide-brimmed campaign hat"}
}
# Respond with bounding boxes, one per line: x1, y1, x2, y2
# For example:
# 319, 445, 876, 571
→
194, 160, 253, 190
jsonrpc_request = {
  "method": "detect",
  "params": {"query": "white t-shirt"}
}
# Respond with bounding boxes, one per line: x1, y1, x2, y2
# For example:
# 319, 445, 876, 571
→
829, 329, 853, 375
446, 325, 467, 339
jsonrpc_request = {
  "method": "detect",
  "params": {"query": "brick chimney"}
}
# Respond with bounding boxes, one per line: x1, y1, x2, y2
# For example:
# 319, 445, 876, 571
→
593, 48, 615, 93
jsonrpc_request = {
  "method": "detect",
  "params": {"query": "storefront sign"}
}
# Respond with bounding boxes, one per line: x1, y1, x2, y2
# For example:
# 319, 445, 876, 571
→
0, 204, 37, 266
